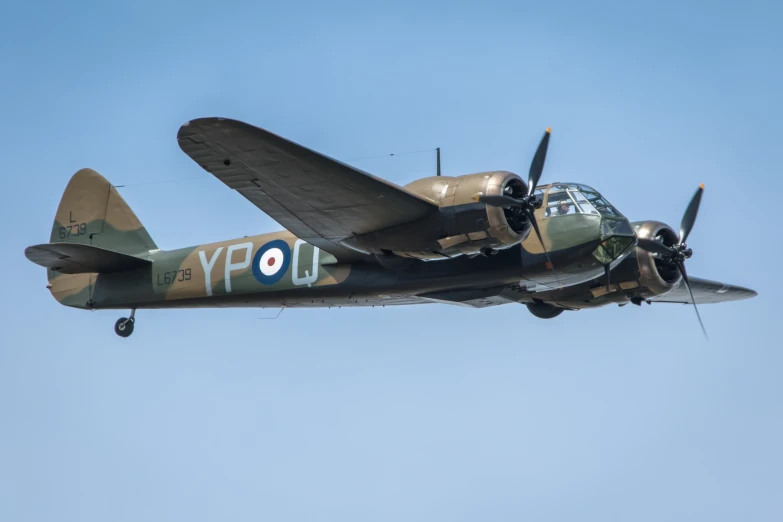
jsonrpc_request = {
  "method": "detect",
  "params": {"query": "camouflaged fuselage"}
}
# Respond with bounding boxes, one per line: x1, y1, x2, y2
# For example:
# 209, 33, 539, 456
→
48, 218, 630, 311
40, 168, 645, 311
47, 229, 517, 310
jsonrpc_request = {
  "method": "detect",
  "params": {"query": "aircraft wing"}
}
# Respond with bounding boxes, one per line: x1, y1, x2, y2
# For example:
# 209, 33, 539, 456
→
649, 276, 757, 304
177, 117, 438, 260
417, 286, 520, 308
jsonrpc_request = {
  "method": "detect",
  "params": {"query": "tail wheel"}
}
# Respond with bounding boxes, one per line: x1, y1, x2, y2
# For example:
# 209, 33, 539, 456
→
114, 317, 134, 337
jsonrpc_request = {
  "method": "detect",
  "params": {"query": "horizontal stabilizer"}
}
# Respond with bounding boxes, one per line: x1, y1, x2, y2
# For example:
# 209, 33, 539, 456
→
25, 243, 151, 274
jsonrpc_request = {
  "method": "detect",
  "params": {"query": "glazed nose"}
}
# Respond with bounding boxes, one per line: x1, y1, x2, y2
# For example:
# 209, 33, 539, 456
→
593, 218, 636, 264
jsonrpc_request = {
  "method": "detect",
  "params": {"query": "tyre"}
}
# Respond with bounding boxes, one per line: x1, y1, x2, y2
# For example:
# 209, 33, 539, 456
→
114, 317, 134, 337
526, 302, 564, 319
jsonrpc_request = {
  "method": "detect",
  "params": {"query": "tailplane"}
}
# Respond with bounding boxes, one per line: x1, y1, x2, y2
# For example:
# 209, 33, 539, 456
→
25, 243, 152, 274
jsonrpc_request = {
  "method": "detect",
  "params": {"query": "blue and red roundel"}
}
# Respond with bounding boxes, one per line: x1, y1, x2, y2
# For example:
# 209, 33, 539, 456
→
252, 240, 291, 285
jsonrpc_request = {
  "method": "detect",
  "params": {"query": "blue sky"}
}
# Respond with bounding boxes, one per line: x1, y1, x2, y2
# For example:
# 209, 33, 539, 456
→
1, 1, 781, 520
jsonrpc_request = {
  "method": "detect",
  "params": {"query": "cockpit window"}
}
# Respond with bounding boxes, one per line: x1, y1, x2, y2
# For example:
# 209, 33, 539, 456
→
544, 184, 622, 218
576, 185, 623, 217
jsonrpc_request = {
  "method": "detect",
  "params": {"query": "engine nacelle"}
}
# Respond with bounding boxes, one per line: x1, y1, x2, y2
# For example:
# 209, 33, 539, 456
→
632, 220, 682, 296
397, 171, 531, 259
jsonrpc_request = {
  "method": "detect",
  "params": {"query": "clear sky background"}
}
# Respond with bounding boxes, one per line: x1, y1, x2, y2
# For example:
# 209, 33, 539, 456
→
1, 1, 781, 520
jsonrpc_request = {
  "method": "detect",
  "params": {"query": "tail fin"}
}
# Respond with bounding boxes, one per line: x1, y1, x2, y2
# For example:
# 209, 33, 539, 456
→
50, 168, 157, 256
26, 168, 157, 309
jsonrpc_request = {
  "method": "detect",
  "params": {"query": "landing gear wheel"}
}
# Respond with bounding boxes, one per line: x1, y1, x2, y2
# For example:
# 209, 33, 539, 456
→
526, 301, 564, 319
115, 317, 134, 337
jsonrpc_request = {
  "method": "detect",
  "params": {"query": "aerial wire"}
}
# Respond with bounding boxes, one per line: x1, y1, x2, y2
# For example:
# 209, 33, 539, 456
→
113, 147, 440, 188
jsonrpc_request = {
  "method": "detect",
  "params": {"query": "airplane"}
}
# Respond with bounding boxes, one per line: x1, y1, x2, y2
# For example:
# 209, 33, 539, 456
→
24, 117, 756, 338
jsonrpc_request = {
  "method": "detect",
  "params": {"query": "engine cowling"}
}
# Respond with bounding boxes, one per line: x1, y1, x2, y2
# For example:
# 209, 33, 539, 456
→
398, 171, 531, 259
632, 220, 683, 296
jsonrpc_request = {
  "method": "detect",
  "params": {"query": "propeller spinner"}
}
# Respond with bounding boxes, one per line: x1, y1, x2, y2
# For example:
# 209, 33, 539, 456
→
637, 184, 708, 339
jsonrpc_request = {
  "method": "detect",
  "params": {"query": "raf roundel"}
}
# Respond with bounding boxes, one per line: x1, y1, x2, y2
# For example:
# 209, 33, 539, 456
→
252, 239, 291, 285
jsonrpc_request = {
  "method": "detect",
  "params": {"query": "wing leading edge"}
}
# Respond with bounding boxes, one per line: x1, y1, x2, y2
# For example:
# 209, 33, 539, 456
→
177, 117, 438, 260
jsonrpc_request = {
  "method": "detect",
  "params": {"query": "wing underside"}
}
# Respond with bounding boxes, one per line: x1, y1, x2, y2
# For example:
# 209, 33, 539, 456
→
649, 276, 756, 304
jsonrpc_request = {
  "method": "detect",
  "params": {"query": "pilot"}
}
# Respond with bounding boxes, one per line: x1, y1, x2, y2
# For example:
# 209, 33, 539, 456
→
556, 201, 570, 215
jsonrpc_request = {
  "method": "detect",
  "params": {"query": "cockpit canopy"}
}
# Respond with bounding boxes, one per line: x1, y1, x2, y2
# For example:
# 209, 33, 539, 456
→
538, 183, 623, 218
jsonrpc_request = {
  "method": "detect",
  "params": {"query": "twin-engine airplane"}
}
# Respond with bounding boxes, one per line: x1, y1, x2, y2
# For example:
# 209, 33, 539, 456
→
25, 117, 756, 337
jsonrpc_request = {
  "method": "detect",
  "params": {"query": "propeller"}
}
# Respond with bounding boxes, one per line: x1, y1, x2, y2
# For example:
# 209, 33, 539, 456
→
473, 128, 554, 271
636, 184, 708, 339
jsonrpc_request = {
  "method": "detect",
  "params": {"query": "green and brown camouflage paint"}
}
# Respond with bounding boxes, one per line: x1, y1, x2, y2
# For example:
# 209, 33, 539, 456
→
40, 168, 639, 312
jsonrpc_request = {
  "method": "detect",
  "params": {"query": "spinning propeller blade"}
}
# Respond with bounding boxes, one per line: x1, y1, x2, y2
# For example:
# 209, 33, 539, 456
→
636, 184, 708, 339
477, 128, 558, 284
636, 238, 675, 256
528, 128, 551, 196
527, 207, 556, 277
680, 184, 704, 245
476, 194, 524, 208
677, 260, 708, 340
